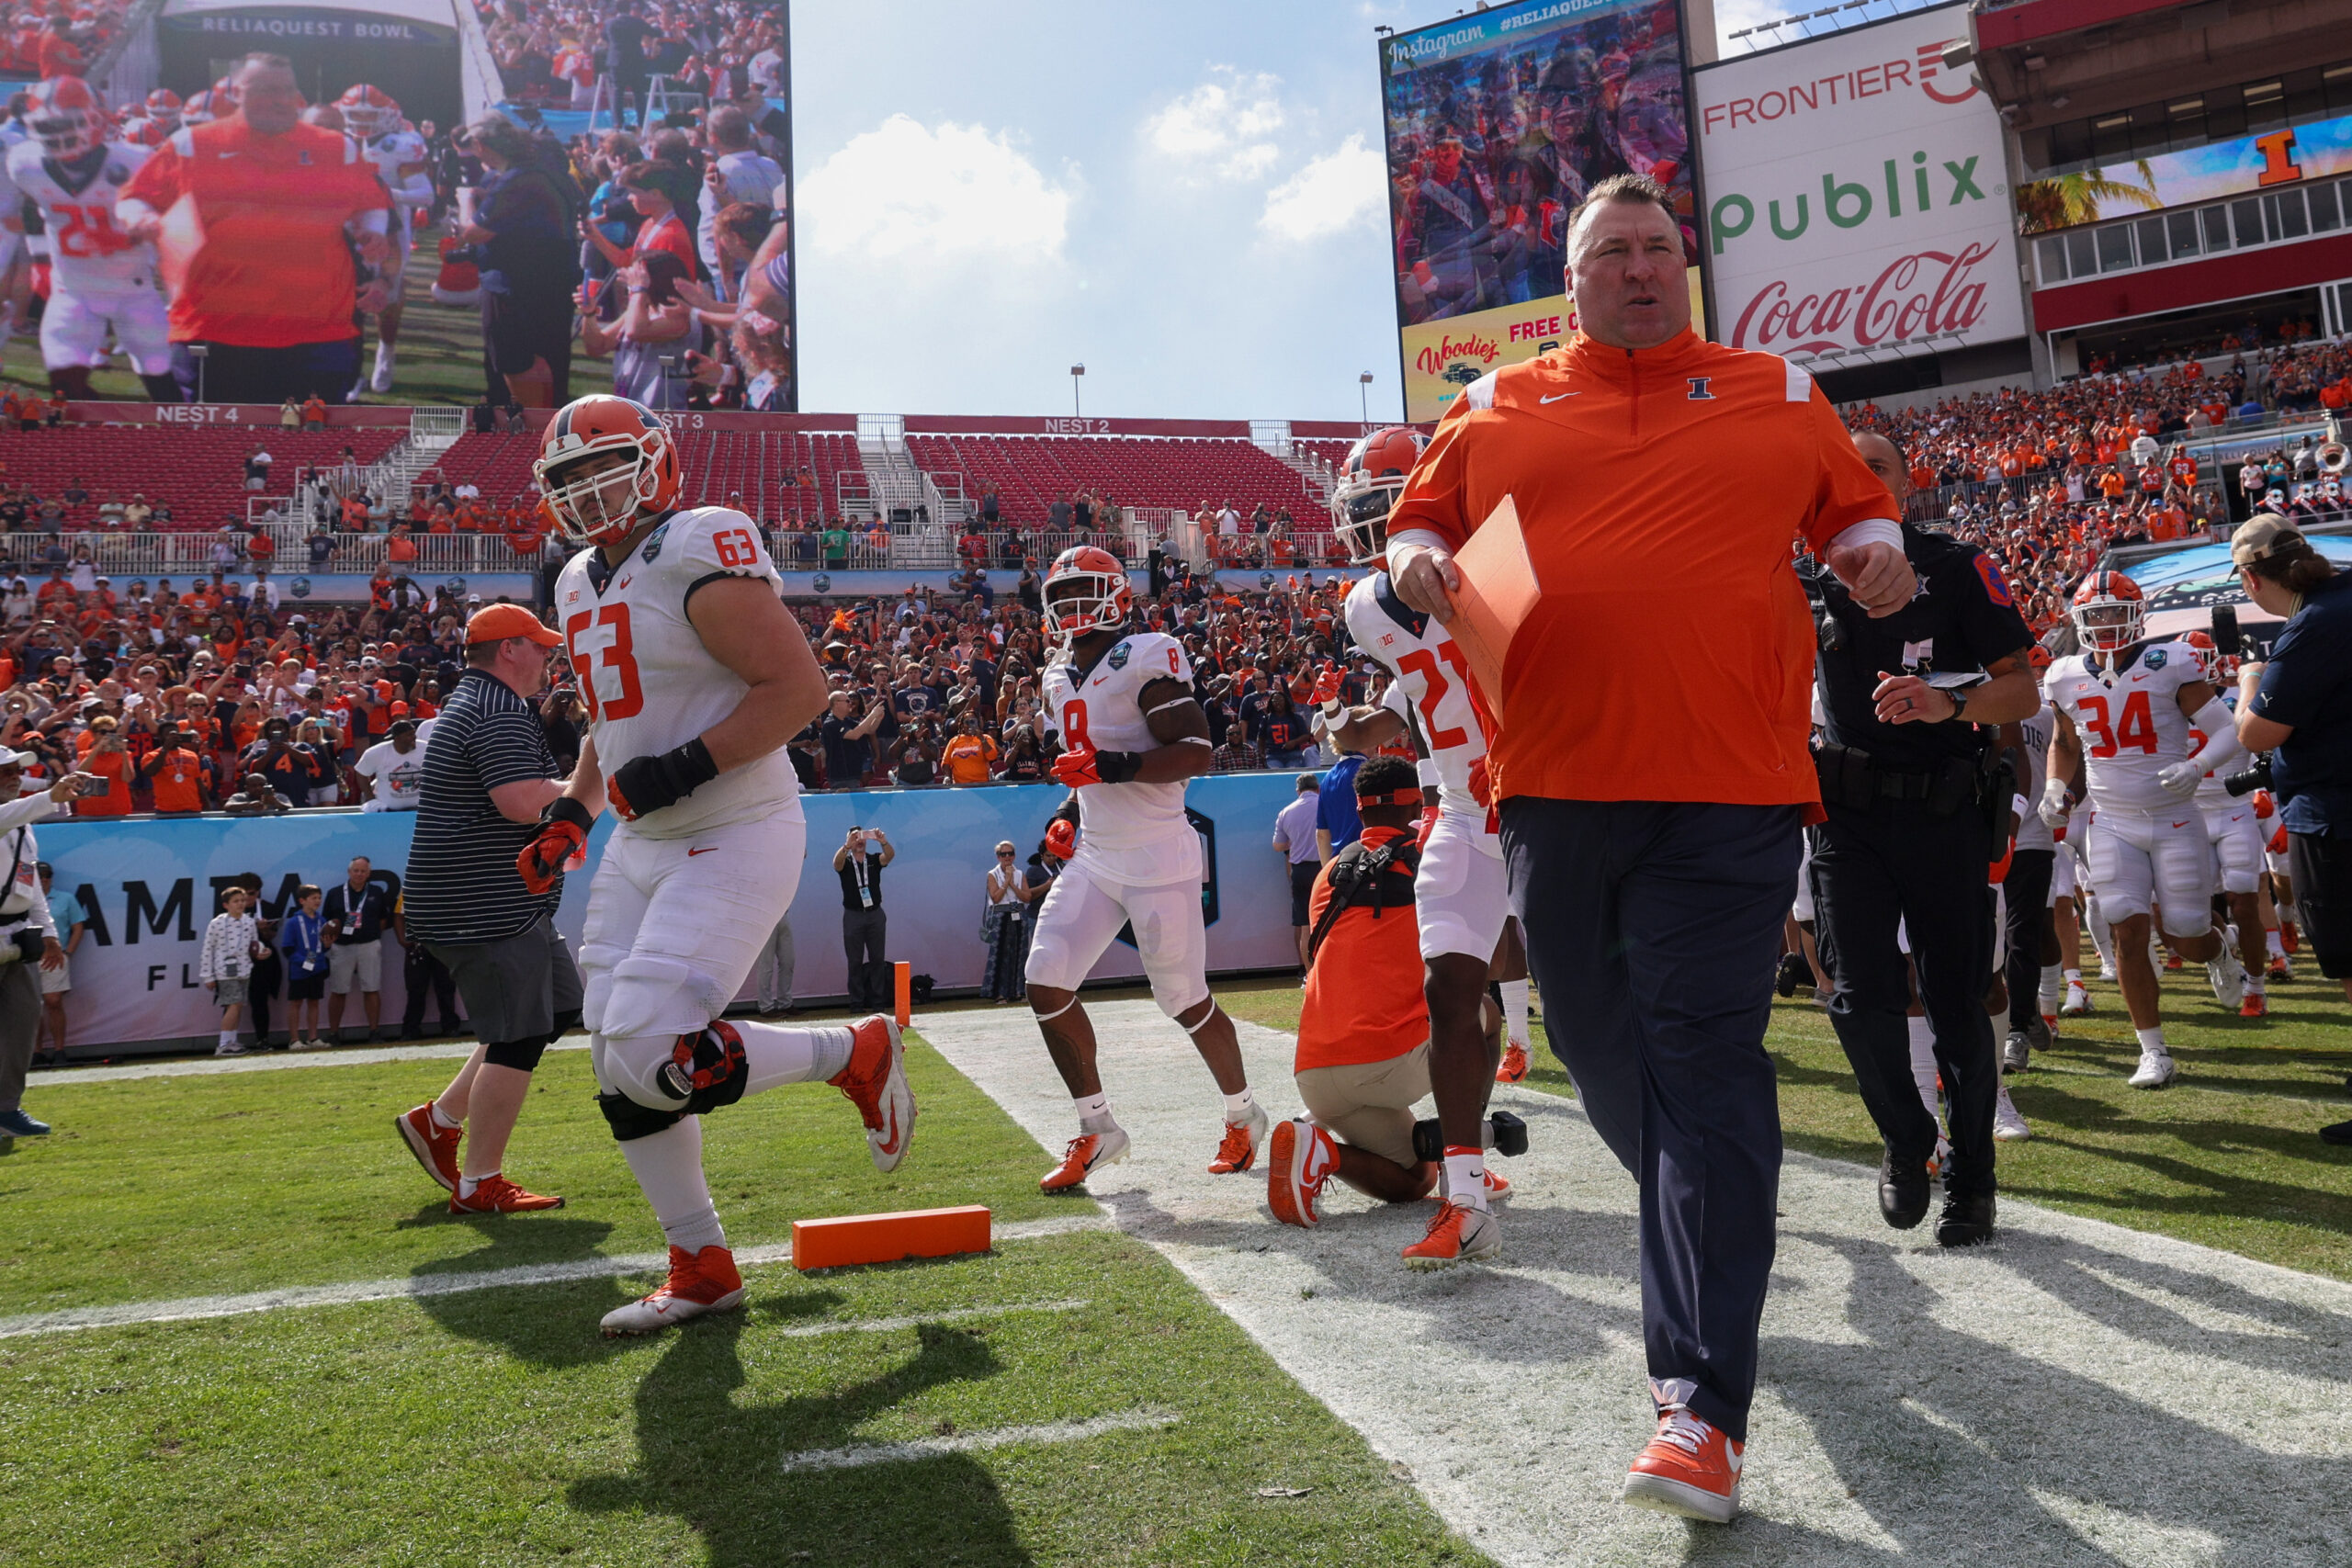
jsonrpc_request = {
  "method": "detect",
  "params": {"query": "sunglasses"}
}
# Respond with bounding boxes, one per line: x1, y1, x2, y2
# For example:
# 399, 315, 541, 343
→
997, 849, 1015, 856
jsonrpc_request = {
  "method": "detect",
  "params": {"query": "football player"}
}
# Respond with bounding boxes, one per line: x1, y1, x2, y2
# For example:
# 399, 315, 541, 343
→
525, 394, 915, 1336
336, 85, 432, 394
2041, 572, 2245, 1088
1310, 425, 1528, 1266
2181, 629, 2271, 1017
1026, 545, 1264, 1190
4, 76, 175, 402
119, 87, 179, 148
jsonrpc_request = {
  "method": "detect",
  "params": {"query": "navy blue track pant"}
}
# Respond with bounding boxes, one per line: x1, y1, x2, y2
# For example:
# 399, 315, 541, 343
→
1501, 797, 1798, 1443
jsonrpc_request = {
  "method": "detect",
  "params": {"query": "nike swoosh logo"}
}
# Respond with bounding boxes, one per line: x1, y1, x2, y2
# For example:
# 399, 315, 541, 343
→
686, 846, 718, 856
2172, 821, 2189, 829
1539, 392, 1578, 403
876, 1101, 904, 1156
616, 576, 633, 590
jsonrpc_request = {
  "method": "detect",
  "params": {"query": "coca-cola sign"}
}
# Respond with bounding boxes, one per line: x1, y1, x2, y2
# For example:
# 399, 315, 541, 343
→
1730, 242, 1998, 354
1692, 3, 2026, 365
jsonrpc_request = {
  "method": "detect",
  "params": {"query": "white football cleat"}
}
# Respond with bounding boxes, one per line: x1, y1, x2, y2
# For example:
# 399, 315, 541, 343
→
1041, 1126, 1130, 1192
2207, 949, 2245, 1010
1993, 1083, 2030, 1141
2129, 1048, 2177, 1089
369, 347, 396, 393
2061, 982, 2092, 1017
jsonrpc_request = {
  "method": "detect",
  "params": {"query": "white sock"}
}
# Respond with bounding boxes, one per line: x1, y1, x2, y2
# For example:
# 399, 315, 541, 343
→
1222, 1087, 1257, 1124
2135, 1025, 2169, 1055
375, 341, 395, 370
1906, 1014, 1941, 1123
219, 1029, 235, 1047
429, 1100, 461, 1131
2039, 964, 2063, 1011
1498, 979, 1531, 1049
2267, 928, 2286, 958
2245, 973, 2265, 997
737, 1021, 854, 1093
457, 1172, 493, 1200
620, 1116, 727, 1256
1073, 1090, 1115, 1134
1443, 1145, 1489, 1212
2064, 968, 2084, 987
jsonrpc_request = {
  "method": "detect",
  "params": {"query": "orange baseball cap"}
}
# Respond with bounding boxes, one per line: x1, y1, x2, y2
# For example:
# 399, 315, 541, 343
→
465, 604, 560, 648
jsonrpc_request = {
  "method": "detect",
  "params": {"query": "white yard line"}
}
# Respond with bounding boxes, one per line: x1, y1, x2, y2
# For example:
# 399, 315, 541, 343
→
916, 1000, 2352, 1568
779, 1407, 1180, 1473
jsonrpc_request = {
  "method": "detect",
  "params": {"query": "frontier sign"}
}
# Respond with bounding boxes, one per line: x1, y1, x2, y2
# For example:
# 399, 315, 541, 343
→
1691, 3, 2026, 366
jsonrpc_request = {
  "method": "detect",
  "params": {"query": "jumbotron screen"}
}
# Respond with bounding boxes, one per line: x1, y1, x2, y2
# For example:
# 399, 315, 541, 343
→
1379, 0, 1697, 423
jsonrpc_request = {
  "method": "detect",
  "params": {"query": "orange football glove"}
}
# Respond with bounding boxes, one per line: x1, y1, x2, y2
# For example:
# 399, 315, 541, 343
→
1045, 817, 1079, 860
2254, 788, 2276, 820
516, 797, 594, 895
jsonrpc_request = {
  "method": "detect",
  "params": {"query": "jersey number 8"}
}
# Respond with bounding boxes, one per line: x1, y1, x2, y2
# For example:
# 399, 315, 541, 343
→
565, 604, 644, 721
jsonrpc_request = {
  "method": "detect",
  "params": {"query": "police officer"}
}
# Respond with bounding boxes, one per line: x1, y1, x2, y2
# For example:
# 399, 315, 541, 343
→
1806, 433, 2040, 1247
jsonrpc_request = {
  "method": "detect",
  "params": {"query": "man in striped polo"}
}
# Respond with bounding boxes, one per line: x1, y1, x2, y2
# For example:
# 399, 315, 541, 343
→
394, 604, 578, 1214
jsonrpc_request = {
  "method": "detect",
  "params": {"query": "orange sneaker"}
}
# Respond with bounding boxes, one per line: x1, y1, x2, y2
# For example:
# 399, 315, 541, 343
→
396, 1102, 460, 1192
1041, 1127, 1130, 1192
1208, 1102, 1269, 1174
1481, 1168, 1511, 1200
2165, 954, 2185, 972
2241, 993, 2268, 1019
1402, 1198, 1498, 1269
447, 1174, 564, 1214
1622, 1404, 1744, 1523
2282, 921, 2301, 954
1267, 1118, 1338, 1227
1495, 1043, 1530, 1083
829, 1016, 915, 1172
600, 1245, 744, 1336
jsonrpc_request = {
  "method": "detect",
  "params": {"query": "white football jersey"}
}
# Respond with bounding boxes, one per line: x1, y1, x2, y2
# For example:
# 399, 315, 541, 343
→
1042, 629, 1201, 886
356, 130, 431, 240
6, 141, 153, 293
553, 505, 795, 840
2015, 701, 2056, 853
1344, 572, 1492, 837
2045, 640, 2205, 816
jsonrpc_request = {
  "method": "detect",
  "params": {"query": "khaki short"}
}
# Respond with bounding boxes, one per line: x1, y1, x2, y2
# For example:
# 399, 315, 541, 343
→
1295, 1042, 1431, 1168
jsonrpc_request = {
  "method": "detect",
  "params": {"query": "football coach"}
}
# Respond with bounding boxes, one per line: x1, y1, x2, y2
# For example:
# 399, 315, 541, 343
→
395, 605, 582, 1213
1385, 173, 1913, 1526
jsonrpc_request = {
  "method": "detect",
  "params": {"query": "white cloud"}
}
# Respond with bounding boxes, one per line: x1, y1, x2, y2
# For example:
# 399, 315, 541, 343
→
1260, 135, 1385, 244
798, 115, 1072, 270
1143, 68, 1285, 182
1712, 0, 1795, 53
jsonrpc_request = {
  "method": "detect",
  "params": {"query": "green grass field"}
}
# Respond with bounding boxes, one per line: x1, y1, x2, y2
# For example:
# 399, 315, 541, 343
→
0, 220, 612, 408
1222, 967, 2352, 1284
0, 1039, 1483, 1568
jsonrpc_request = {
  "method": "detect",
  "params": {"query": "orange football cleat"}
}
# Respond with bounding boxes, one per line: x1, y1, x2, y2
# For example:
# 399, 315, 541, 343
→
1041, 1127, 1130, 1192
396, 1102, 461, 1192
1267, 1118, 1338, 1227
1495, 1043, 1530, 1083
2241, 993, 2268, 1019
2165, 954, 2185, 972
1482, 1168, 1511, 1200
1622, 1404, 1745, 1523
1208, 1102, 1268, 1174
1402, 1198, 1499, 1269
829, 1015, 915, 1172
447, 1174, 564, 1214
600, 1245, 744, 1336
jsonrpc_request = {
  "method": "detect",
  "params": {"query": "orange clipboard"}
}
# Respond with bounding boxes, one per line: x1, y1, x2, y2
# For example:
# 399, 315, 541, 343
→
1446, 493, 1539, 709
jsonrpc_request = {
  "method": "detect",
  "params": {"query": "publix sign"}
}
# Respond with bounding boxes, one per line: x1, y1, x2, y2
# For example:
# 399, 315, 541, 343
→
1690, 3, 2026, 363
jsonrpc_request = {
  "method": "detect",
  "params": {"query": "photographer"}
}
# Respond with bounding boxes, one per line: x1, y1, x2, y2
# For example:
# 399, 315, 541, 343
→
834, 826, 893, 1011
2229, 516, 2352, 1145
0, 751, 93, 1140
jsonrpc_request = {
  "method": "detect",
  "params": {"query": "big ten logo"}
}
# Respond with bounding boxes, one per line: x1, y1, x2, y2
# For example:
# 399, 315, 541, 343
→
153, 403, 243, 423
1710, 152, 1995, 250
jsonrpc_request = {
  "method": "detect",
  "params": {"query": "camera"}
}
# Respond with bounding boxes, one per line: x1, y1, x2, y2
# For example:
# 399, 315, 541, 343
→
2224, 754, 2273, 797
74, 774, 109, 796
0, 927, 44, 964
444, 244, 486, 267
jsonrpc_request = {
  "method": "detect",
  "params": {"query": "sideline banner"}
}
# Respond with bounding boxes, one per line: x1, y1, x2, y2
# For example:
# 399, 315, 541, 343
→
35, 773, 1304, 1055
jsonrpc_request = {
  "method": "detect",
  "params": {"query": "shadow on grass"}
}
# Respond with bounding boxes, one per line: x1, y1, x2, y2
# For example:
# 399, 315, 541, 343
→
569, 1318, 1033, 1567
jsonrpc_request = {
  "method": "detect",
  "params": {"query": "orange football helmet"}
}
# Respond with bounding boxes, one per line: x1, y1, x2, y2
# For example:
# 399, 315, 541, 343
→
1329, 425, 1429, 565
2071, 570, 2144, 654
335, 84, 399, 138
144, 87, 181, 130
1041, 545, 1132, 644
2181, 628, 2216, 679
534, 395, 682, 547
27, 76, 105, 159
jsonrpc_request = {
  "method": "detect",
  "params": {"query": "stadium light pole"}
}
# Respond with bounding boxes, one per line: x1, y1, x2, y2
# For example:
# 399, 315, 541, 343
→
1359, 372, 1374, 431
1070, 364, 1085, 418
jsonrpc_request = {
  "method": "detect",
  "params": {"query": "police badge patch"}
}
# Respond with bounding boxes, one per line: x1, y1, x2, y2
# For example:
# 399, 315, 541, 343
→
1107, 641, 1130, 671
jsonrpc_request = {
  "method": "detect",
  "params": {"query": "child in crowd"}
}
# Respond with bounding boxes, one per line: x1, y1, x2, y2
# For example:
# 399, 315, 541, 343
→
279, 884, 330, 1051
198, 885, 267, 1056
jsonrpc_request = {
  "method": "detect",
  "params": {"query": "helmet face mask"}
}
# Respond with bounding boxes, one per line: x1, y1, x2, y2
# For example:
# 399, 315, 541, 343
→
1329, 426, 1428, 566
533, 396, 680, 547
336, 85, 398, 139
2071, 571, 2145, 655
28, 77, 100, 160
1041, 547, 1131, 645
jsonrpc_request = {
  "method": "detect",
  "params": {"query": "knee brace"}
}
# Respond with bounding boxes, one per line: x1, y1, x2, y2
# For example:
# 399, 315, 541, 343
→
659, 1021, 749, 1115
482, 1032, 551, 1072
602, 953, 725, 1044
596, 1090, 685, 1143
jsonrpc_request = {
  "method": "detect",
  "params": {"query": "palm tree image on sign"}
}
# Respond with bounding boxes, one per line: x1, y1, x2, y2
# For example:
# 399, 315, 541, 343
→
2015, 160, 2162, 235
